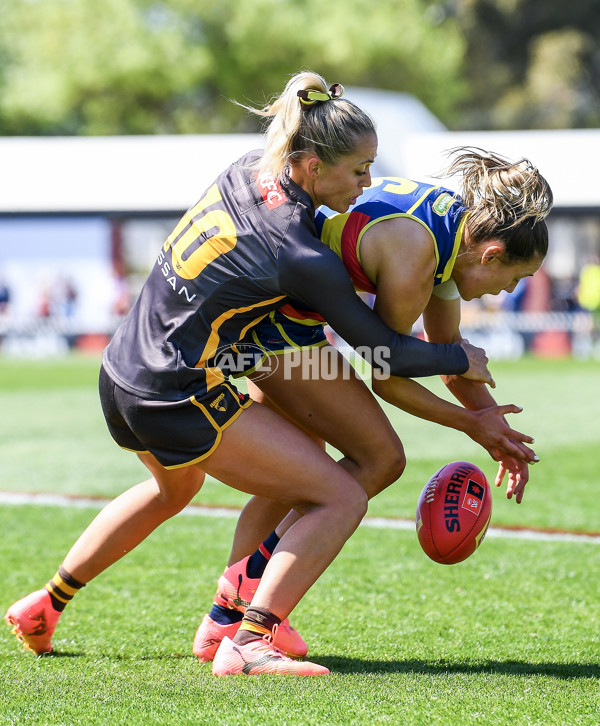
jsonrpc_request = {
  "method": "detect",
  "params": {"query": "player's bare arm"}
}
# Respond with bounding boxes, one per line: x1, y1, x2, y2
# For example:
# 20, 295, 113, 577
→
361, 220, 506, 449
367, 248, 536, 484
360, 216, 436, 332
423, 293, 537, 498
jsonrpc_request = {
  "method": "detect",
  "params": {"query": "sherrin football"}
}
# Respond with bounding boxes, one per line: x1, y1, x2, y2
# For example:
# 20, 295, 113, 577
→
416, 461, 492, 565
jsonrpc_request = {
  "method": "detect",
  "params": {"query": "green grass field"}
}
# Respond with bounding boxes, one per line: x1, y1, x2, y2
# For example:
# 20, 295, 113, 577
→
0, 354, 599, 725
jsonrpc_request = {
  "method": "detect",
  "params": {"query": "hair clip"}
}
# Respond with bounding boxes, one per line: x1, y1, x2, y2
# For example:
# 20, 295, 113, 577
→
297, 83, 345, 106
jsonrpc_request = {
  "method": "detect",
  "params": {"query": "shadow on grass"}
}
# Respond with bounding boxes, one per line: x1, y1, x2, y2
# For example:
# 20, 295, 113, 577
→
317, 655, 600, 680
40, 649, 600, 680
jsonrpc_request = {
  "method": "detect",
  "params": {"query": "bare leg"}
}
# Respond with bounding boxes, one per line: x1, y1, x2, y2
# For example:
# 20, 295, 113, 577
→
200, 401, 367, 620
228, 498, 293, 566
7, 397, 364, 662
253, 349, 406, 496
227, 377, 325, 563
227, 345, 405, 564
64, 396, 365, 620
62, 467, 204, 583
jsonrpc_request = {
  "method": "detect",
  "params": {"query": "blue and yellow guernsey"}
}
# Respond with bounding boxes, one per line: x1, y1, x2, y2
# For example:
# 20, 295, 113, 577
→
277, 176, 467, 325
317, 176, 467, 294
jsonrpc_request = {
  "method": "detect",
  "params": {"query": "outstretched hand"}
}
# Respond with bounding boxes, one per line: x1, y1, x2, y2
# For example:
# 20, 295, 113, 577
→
468, 404, 539, 464
464, 403, 538, 503
494, 456, 531, 503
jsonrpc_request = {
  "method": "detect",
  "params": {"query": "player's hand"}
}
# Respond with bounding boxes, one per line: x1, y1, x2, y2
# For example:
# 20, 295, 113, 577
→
467, 404, 539, 464
458, 339, 496, 388
494, 456, 530, 503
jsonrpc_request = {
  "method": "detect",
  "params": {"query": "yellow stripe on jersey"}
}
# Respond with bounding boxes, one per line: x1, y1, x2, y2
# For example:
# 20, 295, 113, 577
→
204, 366, 225, 391
407, 185, 440, 215
320, 213, 348, 260
438, 213, 468, 283
238, 312, 272, 343
272, 314, 311, 347
277, 307, 325, 326
402, 184, 442, 269
196, 296, 286, 377
216, 311, 274, 389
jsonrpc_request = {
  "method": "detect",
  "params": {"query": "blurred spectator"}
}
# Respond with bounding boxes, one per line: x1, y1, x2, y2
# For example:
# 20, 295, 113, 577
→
111, 272, 132, 317
37, 285, 52, 319
577, 256, 600, 315
0, 279, 10, 314
62, 278, 79, 319
577, 256, 600, 350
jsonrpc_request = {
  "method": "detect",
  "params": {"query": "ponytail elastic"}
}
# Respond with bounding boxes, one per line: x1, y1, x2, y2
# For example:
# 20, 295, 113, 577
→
297, 83, 344, 106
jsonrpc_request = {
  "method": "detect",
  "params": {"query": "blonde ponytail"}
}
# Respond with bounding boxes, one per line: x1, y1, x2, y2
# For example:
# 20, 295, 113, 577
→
242, 71, 375, 179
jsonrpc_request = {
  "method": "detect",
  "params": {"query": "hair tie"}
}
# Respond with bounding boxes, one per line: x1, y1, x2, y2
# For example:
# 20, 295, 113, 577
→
297, 83, 345, 106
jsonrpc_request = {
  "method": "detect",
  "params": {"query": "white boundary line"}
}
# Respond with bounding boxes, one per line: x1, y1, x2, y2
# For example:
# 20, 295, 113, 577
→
1, 491, 599, 545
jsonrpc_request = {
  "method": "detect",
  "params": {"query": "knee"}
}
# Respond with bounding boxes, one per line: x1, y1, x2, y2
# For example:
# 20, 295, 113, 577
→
381, 439, 407, 488
156, 472, 203, 515
156, 488, 196, 516
349, 484, 369, 520
363, 438, 406, 499
303, 477, 367, 532
331, 481, 369, 529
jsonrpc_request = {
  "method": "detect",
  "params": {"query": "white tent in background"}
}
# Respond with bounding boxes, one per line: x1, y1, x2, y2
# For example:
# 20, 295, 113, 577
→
0, 88, 598, 215
0, 88, 598, 360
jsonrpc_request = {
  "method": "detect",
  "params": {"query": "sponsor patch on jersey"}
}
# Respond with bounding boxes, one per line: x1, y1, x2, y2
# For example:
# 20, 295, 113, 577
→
256, 171, 288, 210
432, 192, 455, 216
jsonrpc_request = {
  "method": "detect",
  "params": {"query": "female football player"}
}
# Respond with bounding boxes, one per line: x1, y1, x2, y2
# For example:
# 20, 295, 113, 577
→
4, 72, 492, 677
192, 147, 553, 661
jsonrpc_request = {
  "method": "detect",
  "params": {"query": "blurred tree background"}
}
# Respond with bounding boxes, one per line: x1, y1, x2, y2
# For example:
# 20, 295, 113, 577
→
0, 0, 598, 136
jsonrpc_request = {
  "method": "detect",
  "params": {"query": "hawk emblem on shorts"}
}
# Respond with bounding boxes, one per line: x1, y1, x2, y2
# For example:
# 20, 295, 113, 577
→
209, 392, 228, 412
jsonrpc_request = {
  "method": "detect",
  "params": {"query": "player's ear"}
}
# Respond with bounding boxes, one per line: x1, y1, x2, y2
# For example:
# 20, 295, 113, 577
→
305, 156, 322, 180
481, 243, 505, 265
